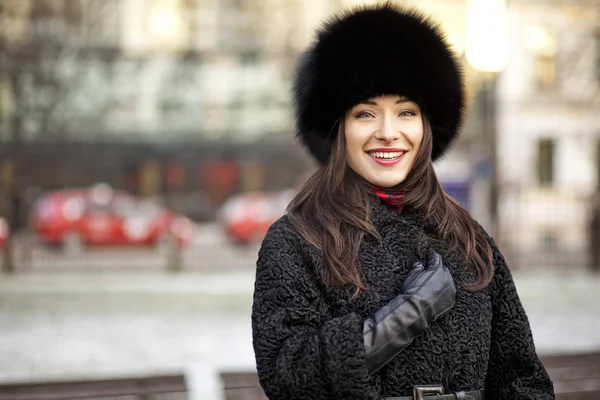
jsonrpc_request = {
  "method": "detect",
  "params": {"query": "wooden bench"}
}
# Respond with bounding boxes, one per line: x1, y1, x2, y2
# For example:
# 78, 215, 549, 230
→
0, 374, 187, 400
542, 352, 600, 400
220, 352, 600, 400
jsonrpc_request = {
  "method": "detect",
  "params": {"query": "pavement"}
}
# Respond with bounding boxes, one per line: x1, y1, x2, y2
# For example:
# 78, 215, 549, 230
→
0, 268, 599, 400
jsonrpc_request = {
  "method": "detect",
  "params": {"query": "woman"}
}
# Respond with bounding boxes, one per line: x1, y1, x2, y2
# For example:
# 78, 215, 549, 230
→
251, 3, 554, 400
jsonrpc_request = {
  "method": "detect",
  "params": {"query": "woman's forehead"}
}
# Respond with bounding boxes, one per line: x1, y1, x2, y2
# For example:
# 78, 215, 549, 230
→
353, 95, 420, 107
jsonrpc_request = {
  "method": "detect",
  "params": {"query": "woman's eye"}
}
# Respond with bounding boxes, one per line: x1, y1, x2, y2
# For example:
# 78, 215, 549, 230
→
399, 110, 416, 117
356, 111, 375, 119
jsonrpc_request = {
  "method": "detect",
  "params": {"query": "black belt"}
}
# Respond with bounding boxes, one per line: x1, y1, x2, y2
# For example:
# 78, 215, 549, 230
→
385, 385, 484, 400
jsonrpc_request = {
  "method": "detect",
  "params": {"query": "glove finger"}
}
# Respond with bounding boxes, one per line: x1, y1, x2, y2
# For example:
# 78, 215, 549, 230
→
428, 259, 452, 286
426, 251, 442, 269
402, 263, 425, 292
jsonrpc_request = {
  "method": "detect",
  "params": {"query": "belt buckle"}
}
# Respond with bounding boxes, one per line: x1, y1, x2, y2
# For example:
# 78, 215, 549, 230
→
413, 385, 444, 400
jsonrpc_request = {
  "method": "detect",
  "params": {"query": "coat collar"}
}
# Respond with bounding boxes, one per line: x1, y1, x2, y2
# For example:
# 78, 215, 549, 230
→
369, 197, 426, 231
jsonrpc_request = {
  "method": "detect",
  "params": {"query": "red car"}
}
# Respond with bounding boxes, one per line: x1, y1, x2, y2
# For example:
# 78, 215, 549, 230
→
0, 217, 7, 249
30, 185, 194, 254
219, 190, 294, 245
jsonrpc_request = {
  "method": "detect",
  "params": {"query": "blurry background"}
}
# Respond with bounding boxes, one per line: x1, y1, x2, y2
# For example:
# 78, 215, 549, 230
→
0, 0, 599, 399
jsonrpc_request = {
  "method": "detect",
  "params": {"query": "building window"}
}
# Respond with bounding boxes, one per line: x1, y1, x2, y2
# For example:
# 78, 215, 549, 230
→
524, 25, 557, 91
534, 54, 556, 90
537, 138, 554, 186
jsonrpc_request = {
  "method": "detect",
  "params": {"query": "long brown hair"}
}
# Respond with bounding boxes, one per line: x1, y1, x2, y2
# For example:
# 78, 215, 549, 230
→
287, 117, 493, 292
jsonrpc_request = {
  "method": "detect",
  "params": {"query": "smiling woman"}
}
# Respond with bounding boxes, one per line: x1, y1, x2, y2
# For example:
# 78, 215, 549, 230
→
251, 3, 555, 400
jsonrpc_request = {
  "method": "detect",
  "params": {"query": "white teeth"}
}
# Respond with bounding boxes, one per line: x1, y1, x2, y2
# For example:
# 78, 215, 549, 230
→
369, 151, 404, 159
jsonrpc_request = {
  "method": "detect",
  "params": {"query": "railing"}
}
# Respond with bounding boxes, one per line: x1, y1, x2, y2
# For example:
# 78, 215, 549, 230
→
1, 232, 260, 273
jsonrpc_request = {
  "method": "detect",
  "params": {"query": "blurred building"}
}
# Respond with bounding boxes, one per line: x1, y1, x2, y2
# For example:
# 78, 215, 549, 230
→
0, 0, 294, 141
0, 0, 467, 219
496, 0, 600, 267
0, 0, 472, 144
0, 0, 320, 220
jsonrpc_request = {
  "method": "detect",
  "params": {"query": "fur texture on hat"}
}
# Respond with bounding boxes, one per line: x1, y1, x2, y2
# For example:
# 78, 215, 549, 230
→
292, 2, 466, 163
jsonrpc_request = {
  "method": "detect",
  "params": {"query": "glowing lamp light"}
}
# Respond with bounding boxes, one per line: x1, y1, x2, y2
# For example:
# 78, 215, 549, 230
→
465, 0, 508, 72
148, 1, 185, 50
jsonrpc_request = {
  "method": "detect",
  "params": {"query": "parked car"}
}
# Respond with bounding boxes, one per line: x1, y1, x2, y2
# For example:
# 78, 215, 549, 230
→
30, 184, 195, 254
0, 217, 7, 249
219, 190, 294, 245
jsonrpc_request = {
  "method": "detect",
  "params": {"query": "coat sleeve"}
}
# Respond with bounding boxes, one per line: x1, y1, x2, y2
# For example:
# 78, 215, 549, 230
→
251, 218, 375, 400
483, 234, 555, 399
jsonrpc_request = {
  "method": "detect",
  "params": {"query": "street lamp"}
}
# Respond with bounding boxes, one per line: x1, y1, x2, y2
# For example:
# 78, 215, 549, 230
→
465, 0, 508, 239
148, 0, 186, 52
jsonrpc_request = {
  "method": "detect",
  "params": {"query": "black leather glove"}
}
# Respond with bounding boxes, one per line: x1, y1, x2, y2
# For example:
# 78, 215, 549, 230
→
363, 251, 456, 374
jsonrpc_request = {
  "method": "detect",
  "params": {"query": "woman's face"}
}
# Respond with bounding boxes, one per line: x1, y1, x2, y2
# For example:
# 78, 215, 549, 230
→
344, 95, 424, 187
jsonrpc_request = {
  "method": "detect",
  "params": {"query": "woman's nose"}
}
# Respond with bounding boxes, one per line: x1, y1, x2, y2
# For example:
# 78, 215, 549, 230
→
375, 116, 399, 142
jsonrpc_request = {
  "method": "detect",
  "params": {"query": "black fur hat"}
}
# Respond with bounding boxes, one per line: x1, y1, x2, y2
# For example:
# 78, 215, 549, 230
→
292, 2, 465, 163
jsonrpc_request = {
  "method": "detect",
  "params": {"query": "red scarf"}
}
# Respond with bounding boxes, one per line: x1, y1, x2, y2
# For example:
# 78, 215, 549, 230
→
365, 183, 405, 213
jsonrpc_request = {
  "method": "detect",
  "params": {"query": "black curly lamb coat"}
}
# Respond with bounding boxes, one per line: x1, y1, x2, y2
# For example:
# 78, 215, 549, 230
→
251, 201, 554, 399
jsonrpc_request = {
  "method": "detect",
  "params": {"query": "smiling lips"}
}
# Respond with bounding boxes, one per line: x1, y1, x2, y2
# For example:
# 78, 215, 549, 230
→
366, 149, 407, 166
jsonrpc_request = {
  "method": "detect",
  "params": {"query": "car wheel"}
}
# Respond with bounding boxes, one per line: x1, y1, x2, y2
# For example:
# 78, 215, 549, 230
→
62, 232, 85, 256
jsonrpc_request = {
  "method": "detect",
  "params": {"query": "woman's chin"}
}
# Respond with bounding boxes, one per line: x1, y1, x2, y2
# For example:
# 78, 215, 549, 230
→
364, 172, 407, 188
